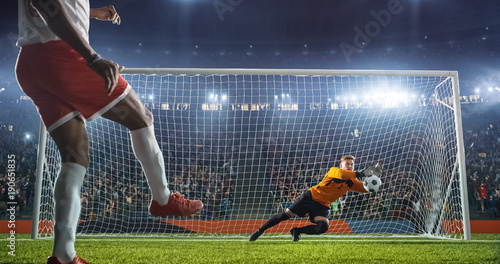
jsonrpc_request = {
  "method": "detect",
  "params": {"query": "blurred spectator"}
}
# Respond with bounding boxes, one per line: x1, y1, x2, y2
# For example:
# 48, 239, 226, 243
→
479, 183, 488, 214
487, 194, 498, 219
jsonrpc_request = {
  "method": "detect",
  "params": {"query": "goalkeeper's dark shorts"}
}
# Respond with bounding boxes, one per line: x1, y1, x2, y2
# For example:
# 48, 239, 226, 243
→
288, 190, 330, 223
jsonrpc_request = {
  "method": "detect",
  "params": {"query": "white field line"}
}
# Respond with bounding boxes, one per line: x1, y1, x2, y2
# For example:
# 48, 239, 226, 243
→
16, 238, 500, 243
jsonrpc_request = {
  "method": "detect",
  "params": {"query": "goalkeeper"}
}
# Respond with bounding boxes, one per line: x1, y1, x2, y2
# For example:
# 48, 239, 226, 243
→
249, 155, 382, 242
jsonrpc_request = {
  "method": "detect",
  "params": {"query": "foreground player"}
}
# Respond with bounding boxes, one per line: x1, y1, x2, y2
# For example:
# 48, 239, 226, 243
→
16, 1, 202, 263
249, 155, 382, 242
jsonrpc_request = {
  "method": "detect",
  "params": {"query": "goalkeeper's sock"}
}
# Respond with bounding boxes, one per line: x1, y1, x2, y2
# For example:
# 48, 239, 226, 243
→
258, 211, 291, 233
130, 125, 170, 206
52, 163, 86, 263
295, 220, 329, 235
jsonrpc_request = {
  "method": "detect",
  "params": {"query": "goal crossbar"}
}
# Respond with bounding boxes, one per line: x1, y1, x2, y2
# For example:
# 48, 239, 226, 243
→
121, 68, 458, 78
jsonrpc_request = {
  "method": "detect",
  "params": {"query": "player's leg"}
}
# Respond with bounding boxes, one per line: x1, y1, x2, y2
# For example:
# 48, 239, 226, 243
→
293, 215, 330, 235
101, 90, 203, 216
249, 209, 294, 241
290, 213, 329, 242
49, 118, 89, 263
16, 41, 91, 264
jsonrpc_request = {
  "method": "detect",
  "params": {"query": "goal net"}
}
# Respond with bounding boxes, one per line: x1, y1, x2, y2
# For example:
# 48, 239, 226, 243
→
33, 69, 470, 240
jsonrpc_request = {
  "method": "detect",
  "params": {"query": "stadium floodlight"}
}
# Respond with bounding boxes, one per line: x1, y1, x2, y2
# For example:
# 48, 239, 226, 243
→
488, 87, 493, 92
33, 68, 470, 241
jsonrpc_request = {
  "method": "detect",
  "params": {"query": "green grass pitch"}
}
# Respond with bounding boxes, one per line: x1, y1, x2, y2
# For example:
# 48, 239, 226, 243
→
1, 234, 499, 263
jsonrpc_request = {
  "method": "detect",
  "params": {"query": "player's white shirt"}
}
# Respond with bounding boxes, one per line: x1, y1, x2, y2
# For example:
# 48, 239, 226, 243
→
17, 0, 90, 47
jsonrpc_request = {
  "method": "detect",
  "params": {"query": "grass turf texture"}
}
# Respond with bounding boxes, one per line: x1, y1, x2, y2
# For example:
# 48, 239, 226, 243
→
1, 234, 499, 264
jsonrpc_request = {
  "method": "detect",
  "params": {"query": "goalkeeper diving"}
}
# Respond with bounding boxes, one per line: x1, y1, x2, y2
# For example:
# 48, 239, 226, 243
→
249, 155, 383, 242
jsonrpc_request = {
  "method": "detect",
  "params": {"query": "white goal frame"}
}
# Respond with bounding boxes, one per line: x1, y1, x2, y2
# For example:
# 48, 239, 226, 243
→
31, 68, 470, 240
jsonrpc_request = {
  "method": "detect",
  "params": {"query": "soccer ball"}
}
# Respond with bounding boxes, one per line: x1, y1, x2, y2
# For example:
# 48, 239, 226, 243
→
363, 175, 382, 192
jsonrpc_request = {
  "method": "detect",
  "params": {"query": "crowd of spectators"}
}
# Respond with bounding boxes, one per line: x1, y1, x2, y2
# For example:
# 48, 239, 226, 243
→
77, 116, 238, 221
79, 160, 236, 221
0, 121, 38, 219
1, 99, 500, 224
464, 122, 500, 218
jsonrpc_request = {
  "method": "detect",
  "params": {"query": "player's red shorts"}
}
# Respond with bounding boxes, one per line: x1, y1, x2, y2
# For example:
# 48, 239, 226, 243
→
15, 40, 131, 132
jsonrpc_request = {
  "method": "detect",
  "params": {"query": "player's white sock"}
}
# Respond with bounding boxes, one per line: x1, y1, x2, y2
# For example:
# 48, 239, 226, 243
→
52, 162, 86, 263
130, 125, 170, 205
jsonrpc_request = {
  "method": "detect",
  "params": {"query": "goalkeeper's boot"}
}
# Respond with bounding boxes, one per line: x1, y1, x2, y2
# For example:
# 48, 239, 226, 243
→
361, 162, 383, 177
290, 228, 301, 242
249, 229, 262, 241
47, 255, 89, 264
149, 192, 203, 217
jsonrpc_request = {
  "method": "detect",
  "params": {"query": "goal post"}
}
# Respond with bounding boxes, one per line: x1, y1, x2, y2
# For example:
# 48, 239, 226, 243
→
32, 68, 470, 240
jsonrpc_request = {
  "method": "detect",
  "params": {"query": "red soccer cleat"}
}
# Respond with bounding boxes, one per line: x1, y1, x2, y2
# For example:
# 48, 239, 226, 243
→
149, 192, 203, 217
47, 255, 89, 264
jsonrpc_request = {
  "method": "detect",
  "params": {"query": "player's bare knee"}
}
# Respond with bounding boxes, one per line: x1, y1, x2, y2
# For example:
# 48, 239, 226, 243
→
143, 108, 154, 127
61, 150, 90, 168
59, 141, 89, 168
130, 107, 153, 129
79, 154, 90, 168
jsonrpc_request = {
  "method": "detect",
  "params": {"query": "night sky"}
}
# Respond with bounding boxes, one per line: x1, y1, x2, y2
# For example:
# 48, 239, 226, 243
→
1, 0, 499, 98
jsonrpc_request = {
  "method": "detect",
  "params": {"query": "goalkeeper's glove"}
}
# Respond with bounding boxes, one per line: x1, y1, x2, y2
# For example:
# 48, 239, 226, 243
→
359, 162, 383, 177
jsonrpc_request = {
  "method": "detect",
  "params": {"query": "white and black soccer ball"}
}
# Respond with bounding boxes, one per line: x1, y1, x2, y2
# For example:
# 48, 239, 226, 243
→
363, 175, 382, 192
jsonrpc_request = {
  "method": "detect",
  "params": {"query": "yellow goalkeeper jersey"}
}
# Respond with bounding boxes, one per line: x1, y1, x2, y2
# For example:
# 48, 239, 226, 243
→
310, 167, 368, 207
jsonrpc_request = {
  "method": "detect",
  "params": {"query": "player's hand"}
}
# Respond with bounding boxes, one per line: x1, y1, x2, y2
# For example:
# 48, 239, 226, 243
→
91, 5, 121, 25
88, 58, 124, 95
361, 162, 384, 177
